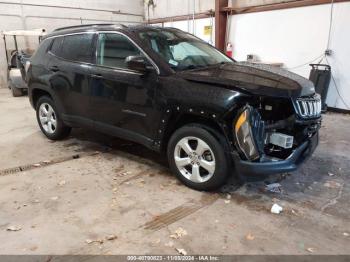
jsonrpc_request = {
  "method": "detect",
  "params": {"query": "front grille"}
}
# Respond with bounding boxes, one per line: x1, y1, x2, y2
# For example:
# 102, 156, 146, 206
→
295, 94, 321, 118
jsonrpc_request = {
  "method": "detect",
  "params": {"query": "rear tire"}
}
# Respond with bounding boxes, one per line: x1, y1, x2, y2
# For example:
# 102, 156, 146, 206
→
167, 124, 230, 191
36, 96, 71, 140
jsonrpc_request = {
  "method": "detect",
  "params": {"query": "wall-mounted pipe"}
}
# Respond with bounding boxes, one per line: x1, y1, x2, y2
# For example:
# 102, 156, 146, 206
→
0, 1, 143, 17
24, 15, 142, 25
192, 0, 195, 34
147, 11, 213, 24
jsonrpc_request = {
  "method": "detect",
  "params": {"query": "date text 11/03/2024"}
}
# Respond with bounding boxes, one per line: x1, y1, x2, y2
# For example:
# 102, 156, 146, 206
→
127, 255, 220, 261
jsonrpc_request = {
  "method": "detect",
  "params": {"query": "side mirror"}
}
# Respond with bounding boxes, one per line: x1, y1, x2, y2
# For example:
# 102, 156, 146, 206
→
126, 55, 148, 73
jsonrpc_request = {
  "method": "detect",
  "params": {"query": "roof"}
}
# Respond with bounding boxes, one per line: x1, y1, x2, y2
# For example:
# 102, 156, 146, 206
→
43, 23, 168, 39
53, 23, 127, 32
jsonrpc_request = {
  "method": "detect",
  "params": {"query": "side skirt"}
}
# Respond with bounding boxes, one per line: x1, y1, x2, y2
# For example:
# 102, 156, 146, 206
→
61, 114, 158, 152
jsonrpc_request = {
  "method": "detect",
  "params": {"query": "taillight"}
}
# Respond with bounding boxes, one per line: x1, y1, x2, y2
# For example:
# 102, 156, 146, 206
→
25, 61, 31, 74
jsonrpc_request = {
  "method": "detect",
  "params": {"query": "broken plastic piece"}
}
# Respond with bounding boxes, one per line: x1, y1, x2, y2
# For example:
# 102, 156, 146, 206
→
271, 203, 283, 214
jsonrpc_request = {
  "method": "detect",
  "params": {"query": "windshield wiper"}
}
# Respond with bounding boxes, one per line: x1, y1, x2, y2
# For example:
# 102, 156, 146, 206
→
180, 65, 205, 71
210, 61, 232, 67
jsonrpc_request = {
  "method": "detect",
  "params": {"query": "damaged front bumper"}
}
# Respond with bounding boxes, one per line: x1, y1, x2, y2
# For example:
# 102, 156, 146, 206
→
232, 131, 319, 177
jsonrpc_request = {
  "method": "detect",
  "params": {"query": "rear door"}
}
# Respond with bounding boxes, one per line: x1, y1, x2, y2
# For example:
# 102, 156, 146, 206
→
47, 33, 95, 126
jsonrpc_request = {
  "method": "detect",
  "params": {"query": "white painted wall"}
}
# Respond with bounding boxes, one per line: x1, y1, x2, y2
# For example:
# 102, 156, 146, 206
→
228, 3, 350, 110
163, 17, 215, 45
145, 0, 214, 20
0, 0, 144, 88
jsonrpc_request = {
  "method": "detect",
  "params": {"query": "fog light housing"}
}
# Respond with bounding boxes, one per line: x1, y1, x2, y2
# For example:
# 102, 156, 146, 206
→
234, 106, 260, 160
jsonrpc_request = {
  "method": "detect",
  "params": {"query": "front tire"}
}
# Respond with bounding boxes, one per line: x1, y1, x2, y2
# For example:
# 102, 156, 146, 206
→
167, 124, 230, 191
36, 96, 71, 140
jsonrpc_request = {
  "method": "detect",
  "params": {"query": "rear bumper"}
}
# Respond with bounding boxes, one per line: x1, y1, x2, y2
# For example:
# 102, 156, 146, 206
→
232, 132, 319, 177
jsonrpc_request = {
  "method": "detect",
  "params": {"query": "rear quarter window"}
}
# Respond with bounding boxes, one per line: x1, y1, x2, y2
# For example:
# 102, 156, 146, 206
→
30, 38, 51, 63
50, 37, 64, 56
60, 33, 94, 63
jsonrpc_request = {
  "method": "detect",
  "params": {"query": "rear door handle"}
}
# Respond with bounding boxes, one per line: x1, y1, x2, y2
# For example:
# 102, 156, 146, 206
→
91, 74, 103, 79
49, 66, 59, 72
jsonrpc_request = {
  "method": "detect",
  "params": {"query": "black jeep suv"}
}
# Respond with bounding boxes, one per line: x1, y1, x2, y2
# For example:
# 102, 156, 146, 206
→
27, 24, 321, 191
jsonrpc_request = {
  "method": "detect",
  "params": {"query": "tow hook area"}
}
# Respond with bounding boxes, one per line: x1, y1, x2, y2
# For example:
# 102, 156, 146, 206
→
265, 132, 294, 149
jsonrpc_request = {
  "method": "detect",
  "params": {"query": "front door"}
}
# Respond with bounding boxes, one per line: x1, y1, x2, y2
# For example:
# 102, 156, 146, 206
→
89, 32, 160, 145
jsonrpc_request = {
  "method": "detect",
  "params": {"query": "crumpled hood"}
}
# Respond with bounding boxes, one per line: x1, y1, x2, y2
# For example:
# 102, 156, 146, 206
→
178, 62, 315, 98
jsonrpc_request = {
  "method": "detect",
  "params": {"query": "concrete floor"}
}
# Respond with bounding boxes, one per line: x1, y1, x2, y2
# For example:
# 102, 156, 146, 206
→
0, 88, 349, 255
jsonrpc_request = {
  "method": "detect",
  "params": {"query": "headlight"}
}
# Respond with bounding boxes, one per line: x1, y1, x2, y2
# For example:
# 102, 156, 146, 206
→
234, 106, 260, 161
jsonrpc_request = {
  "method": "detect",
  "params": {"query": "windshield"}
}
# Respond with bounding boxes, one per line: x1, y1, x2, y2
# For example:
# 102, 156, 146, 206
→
138, 29, 233, 71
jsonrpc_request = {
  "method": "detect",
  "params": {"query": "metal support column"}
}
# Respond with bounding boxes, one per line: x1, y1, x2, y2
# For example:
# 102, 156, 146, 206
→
215, 0, 228, 52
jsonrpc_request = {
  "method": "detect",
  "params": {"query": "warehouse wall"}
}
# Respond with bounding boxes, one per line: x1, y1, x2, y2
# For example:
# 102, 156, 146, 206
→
144, 0, 298, 19
228, 2, 350, 110
145, 0, 214, 20
0, 0, 144, 88
162, 18, 215, 44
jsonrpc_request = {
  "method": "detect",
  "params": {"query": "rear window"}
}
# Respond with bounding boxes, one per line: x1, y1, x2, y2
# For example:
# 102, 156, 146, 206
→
57, 34, 94, 63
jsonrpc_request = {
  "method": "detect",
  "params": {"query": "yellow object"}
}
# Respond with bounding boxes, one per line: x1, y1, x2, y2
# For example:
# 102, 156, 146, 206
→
204, 26, 212, 36
235, 111, 247, 133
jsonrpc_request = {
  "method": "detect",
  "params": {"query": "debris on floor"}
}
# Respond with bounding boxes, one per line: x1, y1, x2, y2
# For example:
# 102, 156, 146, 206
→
151, 238, 160, 246
170, 227, 187, 239
105, 235, 118, 241
306, 247, 316, 253
271, 203, 283, 214
291, 209, 299, 216
6, 225, 22, 231
58, 180, 66, 186
29, 246, 38, 251
246, 233, 255, 240
265, 183, 282, 193
85, 238, 104, 244
164, 241, 174, 247
114, 171, 129, 178
323, 180, 342, 189
175, 248, 187, 255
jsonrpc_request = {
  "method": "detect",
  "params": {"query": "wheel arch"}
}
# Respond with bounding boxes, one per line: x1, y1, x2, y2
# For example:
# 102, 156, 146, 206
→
160, 112, 233, 153
31, 88, 53, 108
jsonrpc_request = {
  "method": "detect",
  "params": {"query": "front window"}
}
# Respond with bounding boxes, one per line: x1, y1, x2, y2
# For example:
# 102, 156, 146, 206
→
139, 29, 233, 71
97, 33, 142, 69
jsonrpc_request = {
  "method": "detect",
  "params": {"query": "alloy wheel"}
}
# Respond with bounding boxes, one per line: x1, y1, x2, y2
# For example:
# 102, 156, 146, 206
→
174, 136, 216, 183
39, 103, 57, 134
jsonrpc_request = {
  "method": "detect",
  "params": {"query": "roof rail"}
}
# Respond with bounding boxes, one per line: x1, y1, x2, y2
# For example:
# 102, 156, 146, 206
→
53, 23, 127, 32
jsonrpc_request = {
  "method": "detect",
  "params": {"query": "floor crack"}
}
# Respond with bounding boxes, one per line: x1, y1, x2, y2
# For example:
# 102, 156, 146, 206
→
321, 183, 344, 212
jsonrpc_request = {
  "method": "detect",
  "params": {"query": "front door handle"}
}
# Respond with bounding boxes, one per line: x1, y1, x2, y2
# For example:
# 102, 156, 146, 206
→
91, 74, 103, 79
49, 66, 59, 72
